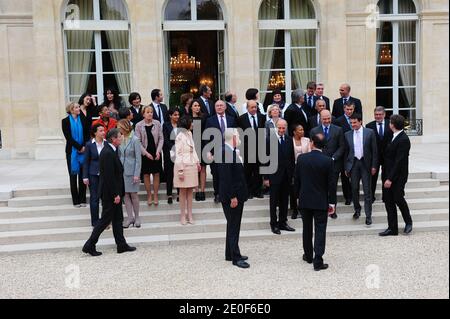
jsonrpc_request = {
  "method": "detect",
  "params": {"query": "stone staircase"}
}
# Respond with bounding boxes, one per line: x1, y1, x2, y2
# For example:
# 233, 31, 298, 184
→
0, 172, 448, 254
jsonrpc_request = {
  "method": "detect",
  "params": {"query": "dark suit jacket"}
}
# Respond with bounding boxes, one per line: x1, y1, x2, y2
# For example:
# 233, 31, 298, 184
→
162, 122, 177, 156
384, 131, 411, 185
98, 143, 125, 201
310, 124, 345, 172
197, 97, 216, 117
284, 103, 310, 136
295, 150, 337, 210
308, 114, 336, 131
334, 115, 353, 134
218, 145, 249, 204
130, 105, 144, 127
366, 119, 393, 166
237, 113, 266, 164
302, 94, 319, 116
344, 128, 378, 173
152, 103, 170, 124
226, 102, 240, 120
205, 115, 237, 155
265, 135, 295, 185
62, 116, 89, 155
82, 140, 102, 179
332, 97, 363, 119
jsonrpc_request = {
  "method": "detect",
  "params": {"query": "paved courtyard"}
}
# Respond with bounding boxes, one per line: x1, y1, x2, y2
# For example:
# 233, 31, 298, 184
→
0, 231, 448, 299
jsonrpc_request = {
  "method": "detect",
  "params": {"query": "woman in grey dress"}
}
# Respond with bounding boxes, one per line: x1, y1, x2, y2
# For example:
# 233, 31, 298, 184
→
117, 119, 142, 228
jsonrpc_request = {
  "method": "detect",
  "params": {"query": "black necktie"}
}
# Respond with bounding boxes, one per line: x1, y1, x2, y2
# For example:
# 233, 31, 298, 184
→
252, 115, 257, 131
379, 123, 384, 139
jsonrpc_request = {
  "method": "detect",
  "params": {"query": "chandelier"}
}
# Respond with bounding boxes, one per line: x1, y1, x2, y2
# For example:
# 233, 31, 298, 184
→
379, 45, 392, 64
170, 52, 201, 72
268, 73, 285, 90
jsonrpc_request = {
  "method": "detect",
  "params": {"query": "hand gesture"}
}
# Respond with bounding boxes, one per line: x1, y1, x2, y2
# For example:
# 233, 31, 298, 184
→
230, 198, 238, 209
384, 180, 393, 189
114, 195, 121, 205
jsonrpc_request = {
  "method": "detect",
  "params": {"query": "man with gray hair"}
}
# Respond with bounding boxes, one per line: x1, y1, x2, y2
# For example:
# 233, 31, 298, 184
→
284, 88, 310, 137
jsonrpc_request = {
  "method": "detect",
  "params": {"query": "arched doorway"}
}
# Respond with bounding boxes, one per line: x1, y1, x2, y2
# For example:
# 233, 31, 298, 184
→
162, 0, 228, 107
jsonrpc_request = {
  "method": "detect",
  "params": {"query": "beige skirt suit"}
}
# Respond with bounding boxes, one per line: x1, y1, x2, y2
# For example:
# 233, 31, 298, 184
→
173, 131, 200, 189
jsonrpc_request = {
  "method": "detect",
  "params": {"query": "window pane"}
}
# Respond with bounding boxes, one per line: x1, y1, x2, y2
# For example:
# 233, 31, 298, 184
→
290, 0, 315, 19
165, 0, 191, 20
260, 71, 286, 91
377, 0, 393, 14
399, 43, 416, 64
66, 31, 94, 50
376, 66, 393, 86
69, 74, 97, 96
377, 22, 393, 43
291, 49, 316, 69
100, 0, 128, 20
398, 0, 416, 14
259, 0, 284, 20
197, 0, 223, 20
68, 52, 95, 72
260, 49, 285, 69
218, 52, 225, 73
377, 44, 393, 65
101, 31, 129, 49
399, 87, 416, 108
102, 51, 130, 72
399, 66, 416, 86
376, 89, 393, 110
259, 30, 285, 48
292, 71, 316, 91
399, 21, 416, 42
291, 29, 316, 47
65, 0, 94, 20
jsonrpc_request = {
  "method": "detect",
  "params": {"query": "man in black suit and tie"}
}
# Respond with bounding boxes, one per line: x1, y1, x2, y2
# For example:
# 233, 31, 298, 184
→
380, 115, 413, 237
83, 129, 136, 256
198, 85, 215, 117
225, 91, 240, 120
315, 83, 331, 110
151, 89, 169, 125
334, 102, 356, 205
237, 100, 266, 199
295, 133, 336, 271
205, 100, 237, 203
303, 82, 319, 116
219, 128, 250, 269
310, 110, 345, 219
332, 83, 363, 119
344, 114, 378, 226
264, 119, 296, 235
284, 89, 310, 136
366, 107, 393, 203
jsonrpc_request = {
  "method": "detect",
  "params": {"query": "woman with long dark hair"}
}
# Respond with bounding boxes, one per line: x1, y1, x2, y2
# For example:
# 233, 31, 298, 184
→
78, 93, 98, 139
163, 107, 181, 204
102, 88, 125, 120
190, 100, 207, 201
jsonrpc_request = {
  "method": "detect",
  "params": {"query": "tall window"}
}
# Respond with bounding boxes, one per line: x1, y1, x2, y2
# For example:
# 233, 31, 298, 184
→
63, 0, 131, 104
258, 0, 318, 108
376, 0, 420, 134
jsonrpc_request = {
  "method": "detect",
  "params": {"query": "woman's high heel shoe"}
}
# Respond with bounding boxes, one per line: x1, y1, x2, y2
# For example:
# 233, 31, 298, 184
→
123, 217, 135, 229
134, 217, 142, 228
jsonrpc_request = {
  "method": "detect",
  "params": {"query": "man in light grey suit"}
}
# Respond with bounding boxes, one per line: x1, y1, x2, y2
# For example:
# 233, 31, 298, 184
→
344, 113, 378, 226
310, 109, 345, 219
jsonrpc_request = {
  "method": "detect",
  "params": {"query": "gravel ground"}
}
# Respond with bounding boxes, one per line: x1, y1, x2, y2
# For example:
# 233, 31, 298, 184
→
0, 232, 448, 299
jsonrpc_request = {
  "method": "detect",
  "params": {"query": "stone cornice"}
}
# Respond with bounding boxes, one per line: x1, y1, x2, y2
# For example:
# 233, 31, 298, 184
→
0, 14, 33, 26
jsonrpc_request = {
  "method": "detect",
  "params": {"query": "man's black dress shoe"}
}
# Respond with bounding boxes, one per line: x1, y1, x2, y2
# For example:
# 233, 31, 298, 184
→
404, 224, 413, 234
366, 217, 373, 226
233, 260, 250, 269
226, 256, 248, 262
291, 211, 299, 220
82, 246, 102, 257
117, 245, 137, 254
314, 264, 329, 272
255, 193, 265, 199
303, 255, 313, 264
168, 197, 173, 205
329, 213, 338, 219
271, 227, 281, 235
248, 195, 254, 200
353, 211, 361, 220
379, 229, 398, 237
279, 224, 296, 232
195, 193, 200, 202
214, 195, 220, 204
345, 200, 352, 206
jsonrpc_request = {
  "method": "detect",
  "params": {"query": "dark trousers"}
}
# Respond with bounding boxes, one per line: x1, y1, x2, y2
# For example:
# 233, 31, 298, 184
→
66, 155, 86, 206
164, 152, 175, 196
384, 181, 413, 233
301, 209, 328, 266
289, 182, 299, 212
244, 163, 262, 196
350, 159, 373, 218
85, 198, 127, 249
269, 181, 290, 227
372, 164, 386, 202
331, 169, 340, 211
340, 169, 352, 202
211, 163, 220, 197
88, 175, 100, 227
222, 201, 244, 262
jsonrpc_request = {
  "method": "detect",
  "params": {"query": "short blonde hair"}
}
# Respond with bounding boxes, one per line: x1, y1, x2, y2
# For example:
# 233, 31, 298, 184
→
267, 104, 280, 119
117, 119, 133, 136
66, 102, 79, 115
141, 105, 154, 115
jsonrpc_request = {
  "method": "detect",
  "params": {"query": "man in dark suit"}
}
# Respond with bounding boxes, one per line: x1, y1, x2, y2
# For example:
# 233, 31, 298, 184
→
295, 133, 336, 271
366, 106, 393, 203
151, 89, 169, 125
308, 99, 336, 130
197, 85, 215, 117
237, 100, 266, 199
334, 102, 356, 205
332, 83, 363, 119
219, 128, 250, 269
82, 129, 136, 256
380, 115, 413, 237
284, 89, 310, 136
303, 82, 319, 116
344, 114, 378, 226
315, 83, 331, 110
224, 91, 240, 120
264, 119, 296, 235
310, 110, 345, 219
205, 100, 237, 203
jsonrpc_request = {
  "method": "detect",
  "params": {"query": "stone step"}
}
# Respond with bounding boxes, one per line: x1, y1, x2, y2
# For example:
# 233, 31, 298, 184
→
8, 173, 438, 198
0, 197, 448, 232
6, 180, 444, 208
0, 209, 447, 246
0, 219, 447, 254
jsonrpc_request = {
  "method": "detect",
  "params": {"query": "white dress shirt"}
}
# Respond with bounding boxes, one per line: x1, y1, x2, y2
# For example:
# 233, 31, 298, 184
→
241, 102, 266, 116
93, 139, 105, 156
109, 143, 117, 152
353, 127, 364, 160
152, 102, 164, 125
392, 130, 404, 142
248, 112, 258, 129
217, 114, 228, 130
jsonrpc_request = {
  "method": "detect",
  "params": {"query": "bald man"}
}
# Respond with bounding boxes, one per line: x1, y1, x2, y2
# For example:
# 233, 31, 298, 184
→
332, 84, 363, 119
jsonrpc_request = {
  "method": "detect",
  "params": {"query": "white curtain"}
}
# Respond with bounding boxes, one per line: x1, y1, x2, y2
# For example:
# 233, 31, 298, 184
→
101, 0, 131, 102
66, 0, 94, 97
398, 19, 416, 109
259, 0, 280, 103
